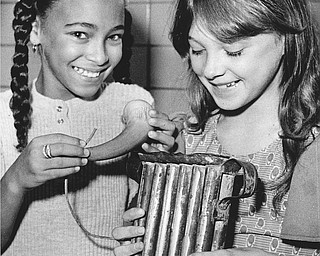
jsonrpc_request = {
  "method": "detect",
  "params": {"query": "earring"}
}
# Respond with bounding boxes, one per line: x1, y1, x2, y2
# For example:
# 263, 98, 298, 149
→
32, 44, 38, 53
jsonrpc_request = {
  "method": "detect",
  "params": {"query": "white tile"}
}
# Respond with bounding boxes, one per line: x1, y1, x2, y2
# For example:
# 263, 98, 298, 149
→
1, 3, 15, 45
151, 88, 190, 115
150, 46, 188, 89
150, 3, 176, 45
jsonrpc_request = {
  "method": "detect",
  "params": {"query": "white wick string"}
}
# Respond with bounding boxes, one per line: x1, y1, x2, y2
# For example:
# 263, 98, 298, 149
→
85, 128, 97, 145
64, 128, 113, 239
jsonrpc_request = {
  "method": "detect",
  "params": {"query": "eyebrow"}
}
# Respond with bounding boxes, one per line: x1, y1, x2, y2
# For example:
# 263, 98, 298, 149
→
65, 23, 124, 32
188, 36, 203, 45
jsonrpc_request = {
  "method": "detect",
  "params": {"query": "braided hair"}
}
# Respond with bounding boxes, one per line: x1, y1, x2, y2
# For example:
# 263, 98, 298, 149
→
10, 0, 37, 152
10, 0, 133, 151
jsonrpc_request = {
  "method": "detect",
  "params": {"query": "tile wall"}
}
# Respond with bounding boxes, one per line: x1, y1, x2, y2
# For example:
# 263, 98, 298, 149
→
1, 0, 320, 115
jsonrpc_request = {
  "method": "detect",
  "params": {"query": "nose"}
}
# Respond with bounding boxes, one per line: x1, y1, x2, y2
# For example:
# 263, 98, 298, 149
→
203, 53, 225, 80
86, 41, 109, 66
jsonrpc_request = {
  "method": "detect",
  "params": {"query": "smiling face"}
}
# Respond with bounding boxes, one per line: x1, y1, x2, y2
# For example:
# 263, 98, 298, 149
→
188, 23, 285, 112
31, 0, 124, 100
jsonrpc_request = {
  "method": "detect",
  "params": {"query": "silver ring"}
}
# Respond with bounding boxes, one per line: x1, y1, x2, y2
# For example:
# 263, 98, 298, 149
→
42, 144, 52, 159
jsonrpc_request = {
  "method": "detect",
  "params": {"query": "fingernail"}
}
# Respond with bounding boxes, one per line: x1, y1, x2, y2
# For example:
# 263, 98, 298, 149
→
80, 140, 87, 147
81, 158, 88, 165
148, 131, 156, 138
137, 227, 145, 235
84, 148, 90, 157
75, 166, 81, 172
149, 110, 156, 116
134, 242, 144, 251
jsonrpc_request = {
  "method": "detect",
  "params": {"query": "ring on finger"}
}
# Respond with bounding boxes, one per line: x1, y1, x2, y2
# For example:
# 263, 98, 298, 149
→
42, 144, 53, 159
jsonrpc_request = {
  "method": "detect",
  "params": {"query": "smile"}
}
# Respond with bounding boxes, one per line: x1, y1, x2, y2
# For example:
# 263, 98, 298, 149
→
226, 81, 238, 87
73, 66, 100, 78
217, 80, 240, 89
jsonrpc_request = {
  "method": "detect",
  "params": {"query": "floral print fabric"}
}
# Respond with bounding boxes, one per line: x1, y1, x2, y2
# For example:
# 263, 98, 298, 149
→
183, 115, 319, 255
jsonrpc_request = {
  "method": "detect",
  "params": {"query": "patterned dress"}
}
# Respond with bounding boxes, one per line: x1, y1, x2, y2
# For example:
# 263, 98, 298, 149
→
183, 115, 320, 255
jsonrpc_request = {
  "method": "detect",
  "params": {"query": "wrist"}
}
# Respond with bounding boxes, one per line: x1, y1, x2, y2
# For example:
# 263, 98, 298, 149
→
1, 170, 26, 199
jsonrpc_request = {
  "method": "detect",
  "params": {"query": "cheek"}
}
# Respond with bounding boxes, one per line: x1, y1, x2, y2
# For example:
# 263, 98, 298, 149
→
109, 45, 123, 66
190, 56, 204, 76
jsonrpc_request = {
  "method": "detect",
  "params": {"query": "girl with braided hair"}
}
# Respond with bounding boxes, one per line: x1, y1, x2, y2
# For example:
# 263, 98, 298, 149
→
0, 0, 176, 254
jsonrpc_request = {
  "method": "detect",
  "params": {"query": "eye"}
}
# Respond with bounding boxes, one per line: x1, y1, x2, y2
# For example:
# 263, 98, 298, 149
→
71, 31, 88, 40
108, 34, 123, 43
190, 48, 205, 56
226, 49, 243, 57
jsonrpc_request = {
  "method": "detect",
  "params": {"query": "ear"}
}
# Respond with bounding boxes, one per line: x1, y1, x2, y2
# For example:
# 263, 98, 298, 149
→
30, 16, 41, 45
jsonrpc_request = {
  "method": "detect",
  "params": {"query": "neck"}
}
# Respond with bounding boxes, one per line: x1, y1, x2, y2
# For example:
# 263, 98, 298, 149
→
216, 84, 281, 155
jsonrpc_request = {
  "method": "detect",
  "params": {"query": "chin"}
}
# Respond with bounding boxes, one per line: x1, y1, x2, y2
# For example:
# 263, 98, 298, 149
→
70, 87, 100, 100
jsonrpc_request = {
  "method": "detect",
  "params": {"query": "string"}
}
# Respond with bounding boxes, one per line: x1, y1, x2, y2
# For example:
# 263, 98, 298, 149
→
85, 128, 97, 144
64, 128, 114, 239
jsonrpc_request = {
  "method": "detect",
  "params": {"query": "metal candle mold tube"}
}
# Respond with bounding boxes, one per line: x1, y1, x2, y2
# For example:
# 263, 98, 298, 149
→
131, 152, 257, 256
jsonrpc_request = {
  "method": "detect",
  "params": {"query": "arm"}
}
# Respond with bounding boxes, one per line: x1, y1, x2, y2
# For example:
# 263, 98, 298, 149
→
88, 100, 185, 161
1, 167, 26, 252
88, 100, 154, 161
1, 134, 89, 252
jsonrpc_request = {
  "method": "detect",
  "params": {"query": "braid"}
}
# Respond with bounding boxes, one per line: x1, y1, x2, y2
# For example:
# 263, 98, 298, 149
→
10, 0, 36, 152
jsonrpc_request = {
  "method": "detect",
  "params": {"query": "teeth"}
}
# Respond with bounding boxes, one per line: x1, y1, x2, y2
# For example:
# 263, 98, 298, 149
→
226, 81, 237, 88
73, 67, 100, 78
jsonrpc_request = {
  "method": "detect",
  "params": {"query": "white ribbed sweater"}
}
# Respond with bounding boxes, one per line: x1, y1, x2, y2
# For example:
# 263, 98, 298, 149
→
0, 81, 154, 256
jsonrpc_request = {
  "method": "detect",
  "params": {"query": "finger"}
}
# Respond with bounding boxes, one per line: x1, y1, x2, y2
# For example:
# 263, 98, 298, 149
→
114, 242, 144, 256
44, 143, 90, 158
44, 156, 88, 171
112, 226, 145, 240
141, 143, 160, 153
148, 109, 169, 120
38, 133, 87, 147
170, 113, 187, 132
123, 208, 146, 222
36, 166, 83, 181
148, 119, 176, 136
147, 131, 175, 149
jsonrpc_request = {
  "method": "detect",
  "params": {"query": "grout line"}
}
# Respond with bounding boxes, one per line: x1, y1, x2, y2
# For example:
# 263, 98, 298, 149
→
145, 0, 152, 90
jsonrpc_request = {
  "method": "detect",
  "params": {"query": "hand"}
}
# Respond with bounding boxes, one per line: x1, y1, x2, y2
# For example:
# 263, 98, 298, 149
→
191, 247, 276, 256
5, 133, 89, 194
112, 207, 146, 256
142, 110, 185, 153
